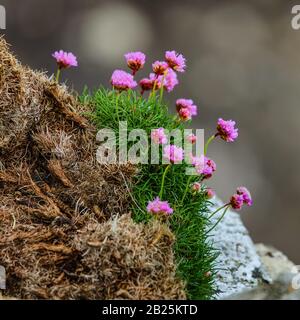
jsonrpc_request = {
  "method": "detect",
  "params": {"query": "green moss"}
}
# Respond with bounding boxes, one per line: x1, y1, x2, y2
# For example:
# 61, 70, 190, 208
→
81, 88, 218, 299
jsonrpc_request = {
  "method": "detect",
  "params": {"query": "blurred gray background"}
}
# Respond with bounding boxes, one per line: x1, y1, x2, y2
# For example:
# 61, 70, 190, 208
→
1, 0, 299, 262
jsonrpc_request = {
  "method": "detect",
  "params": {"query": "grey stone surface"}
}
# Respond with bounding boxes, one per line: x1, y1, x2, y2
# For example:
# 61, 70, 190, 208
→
255, 243, 296, 280
209, 197, 271, 299
225, 272, 300, 300
226, 245, 300, 300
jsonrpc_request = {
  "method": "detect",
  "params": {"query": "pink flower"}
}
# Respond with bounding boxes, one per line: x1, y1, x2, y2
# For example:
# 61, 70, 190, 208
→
144, 69, 178, 93
190, 154, 204, 167
140, 73, 164, 92
150, 73, 164, 89
191, 182, 202, 193
205, 188, 215, 199
140, 78, 154, 93
165, 50, 186, 72
111, 69, 137, 91
186, 133, 197, 144
147, 197, 174, 215
178, 108, 192, 121
152, 61, 169, 75
216, 118, 238, 142
237, 187, 253, 206
195, 156, 216, 180
163, 68, 179, 92
124, 51, 146, 75
52, 50, 78, 69
230, 194, 244, 210
151, 128, 168, 144
176, 99, 197, 116
163, 145, 184, 164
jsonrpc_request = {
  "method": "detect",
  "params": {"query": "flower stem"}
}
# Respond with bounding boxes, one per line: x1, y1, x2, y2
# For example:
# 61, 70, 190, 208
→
205, 205, 230, 235
207, 203, 228, 220
159, 72, 167, 103
149, 81, 157, 101
181, 175, 193, 205
115, 92, 120, 123
204, 134, 216, 155
159, 164, 171, 199
127, 90, 131, 102
159, 85, 164, 103
55, 68, 61, 83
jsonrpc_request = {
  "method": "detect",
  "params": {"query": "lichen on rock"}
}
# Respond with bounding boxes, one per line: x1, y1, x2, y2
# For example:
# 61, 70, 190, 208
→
209, 198, 271, 298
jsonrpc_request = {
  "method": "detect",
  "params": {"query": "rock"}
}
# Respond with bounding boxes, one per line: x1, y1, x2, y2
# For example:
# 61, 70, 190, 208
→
210, 199, 300, 300
209, 198, 271, 299
224, 272, 300, 300
255, 243, 296, 280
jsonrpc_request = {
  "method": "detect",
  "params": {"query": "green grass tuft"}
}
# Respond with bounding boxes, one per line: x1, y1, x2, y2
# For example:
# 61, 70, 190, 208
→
81, 88, 218, 299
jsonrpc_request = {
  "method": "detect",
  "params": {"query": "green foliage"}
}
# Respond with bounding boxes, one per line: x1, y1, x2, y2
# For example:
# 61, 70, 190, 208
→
82, 87, 179, 134
82, 88, 218, 299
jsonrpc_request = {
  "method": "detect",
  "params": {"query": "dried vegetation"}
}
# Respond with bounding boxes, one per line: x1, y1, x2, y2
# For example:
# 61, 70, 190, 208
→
0, 38, 185, 299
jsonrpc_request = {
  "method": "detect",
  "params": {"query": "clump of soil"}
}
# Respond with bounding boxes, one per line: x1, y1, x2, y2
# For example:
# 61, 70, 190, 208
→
0, 37, 186, 299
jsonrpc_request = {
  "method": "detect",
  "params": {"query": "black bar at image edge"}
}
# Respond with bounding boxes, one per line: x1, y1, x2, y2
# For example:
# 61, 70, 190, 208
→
0, 300, 297, 319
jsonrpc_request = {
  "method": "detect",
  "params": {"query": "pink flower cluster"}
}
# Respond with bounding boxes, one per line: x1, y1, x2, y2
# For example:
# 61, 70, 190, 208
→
52, 50, 78, 69
190, 155, 217, 180
151, 128, 168, 145
186, 133, 197, 144
125, 51, 146, 75
163, 145, 184, 164
163, 69, 179, 93
165, 51, 186, 72
105, 49, 250, 218
140, 68, 178, 94
110, 69, 137, 91
205, 188, 215, 199
191, 183, 215, 199
176, 99, 198, 121
152, 61, 169, 75
191, 182, 202, 193
216, 118, 238, 142
237, 187, 253, 206
48, 48, 252, 223
139, 50, 185, 94
201, 157, 217, 180
111, 51, 144, 91
110, 50, 185, 94
147, 197, 174, 215
230, 187, 252, 210
150, 130, 197, 148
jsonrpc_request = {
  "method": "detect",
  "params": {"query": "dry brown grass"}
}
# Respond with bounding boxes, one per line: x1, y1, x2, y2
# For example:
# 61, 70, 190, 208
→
0, 37, 185, 299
